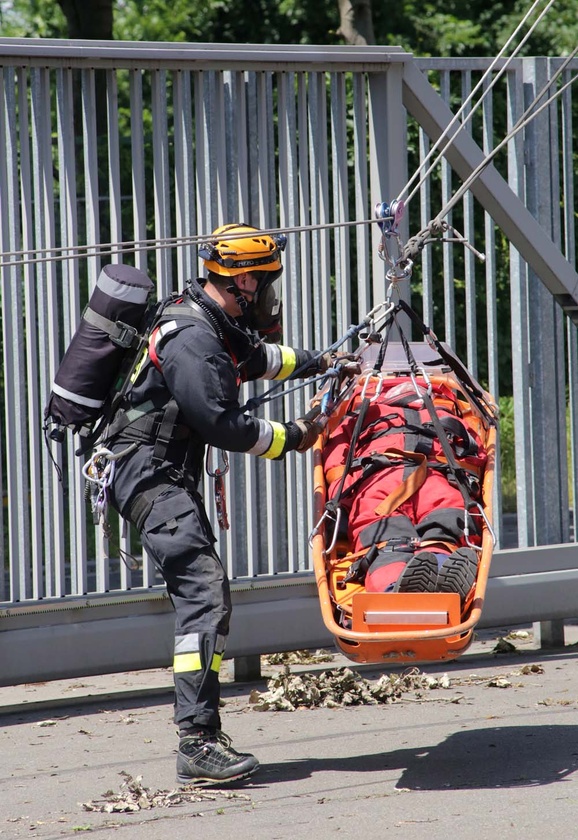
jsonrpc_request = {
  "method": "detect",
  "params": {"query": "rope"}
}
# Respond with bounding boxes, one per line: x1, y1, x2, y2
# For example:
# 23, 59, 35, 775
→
435, 51, 578, 224
0, 217, 386, 271
397, 0, 556, 208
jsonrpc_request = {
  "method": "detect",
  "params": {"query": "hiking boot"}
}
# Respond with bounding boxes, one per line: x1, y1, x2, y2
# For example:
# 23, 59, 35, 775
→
176, 729, 259, 786
393, 551, 439, 593
437, 547, 478, 604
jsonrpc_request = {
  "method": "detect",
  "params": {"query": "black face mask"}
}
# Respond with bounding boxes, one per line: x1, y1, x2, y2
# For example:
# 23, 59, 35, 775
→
249, 282, 283, 343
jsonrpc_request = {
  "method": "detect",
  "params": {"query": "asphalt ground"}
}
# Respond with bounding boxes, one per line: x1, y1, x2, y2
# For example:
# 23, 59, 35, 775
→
2, 624, 578, 840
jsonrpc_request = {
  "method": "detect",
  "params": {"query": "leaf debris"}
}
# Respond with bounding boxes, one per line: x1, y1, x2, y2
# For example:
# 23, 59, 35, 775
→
263, 649, 335, 665
81, 771, 251, 813
250, 666, 454, 711
249, 663, 548, 711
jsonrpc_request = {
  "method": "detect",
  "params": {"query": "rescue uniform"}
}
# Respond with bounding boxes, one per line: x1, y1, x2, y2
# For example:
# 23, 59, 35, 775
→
109, 278, 320, 732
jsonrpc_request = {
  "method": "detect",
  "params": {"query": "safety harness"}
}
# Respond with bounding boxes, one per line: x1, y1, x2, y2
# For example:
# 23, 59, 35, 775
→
84, 296, 236, 537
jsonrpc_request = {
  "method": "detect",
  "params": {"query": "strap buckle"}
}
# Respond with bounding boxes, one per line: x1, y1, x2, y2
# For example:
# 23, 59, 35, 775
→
111, 321, 139, 349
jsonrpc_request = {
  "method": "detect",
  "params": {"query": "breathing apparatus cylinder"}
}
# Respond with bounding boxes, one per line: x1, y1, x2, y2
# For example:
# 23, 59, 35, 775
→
45, 264, 154, 440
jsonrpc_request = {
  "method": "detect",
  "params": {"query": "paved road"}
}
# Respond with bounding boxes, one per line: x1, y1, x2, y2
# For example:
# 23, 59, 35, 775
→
2, 627, 578, 840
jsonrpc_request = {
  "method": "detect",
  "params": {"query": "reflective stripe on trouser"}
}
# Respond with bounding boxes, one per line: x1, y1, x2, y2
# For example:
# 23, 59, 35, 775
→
137, 485, 232, 730
174, 632, 226, 675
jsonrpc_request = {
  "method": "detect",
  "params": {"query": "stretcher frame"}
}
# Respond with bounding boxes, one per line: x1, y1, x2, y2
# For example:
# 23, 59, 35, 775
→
310, 346, 498, 664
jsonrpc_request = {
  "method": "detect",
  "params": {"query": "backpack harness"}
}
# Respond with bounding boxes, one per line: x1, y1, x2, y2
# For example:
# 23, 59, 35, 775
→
81, 295, 237, 537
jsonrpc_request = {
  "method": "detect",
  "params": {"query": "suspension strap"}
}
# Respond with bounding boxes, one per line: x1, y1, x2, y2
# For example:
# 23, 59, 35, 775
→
395, 299, 495, 424
393, 309, 475, 511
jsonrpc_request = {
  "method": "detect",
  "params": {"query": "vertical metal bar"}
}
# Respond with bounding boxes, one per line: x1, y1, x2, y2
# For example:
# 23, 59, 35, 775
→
130, 69, 148, 274
81, 67, 109, 592
507, 64, 533, 547
194, 72, 211, 234
481, 74, 502, 546
297, 73, 312, 352
546, 58, 569, 543
461, 70, 477, 376
129, 68, 153, 585
561, 68, 578, 540
278, 70, 307, 572
308, 72, 332, 352
419, 128, 434, 328
1, 67, 31, 598
211, 71, 228, 227
330, 72, 351, 338
352, 73, 371, 320
173, 69, 196, 287
0, 68, 6, 603
151, 69, 172, 297
367, 65, 408, 328
56, 67, 87, 594
0, 67, 17, 600
440, 70, 455, 348
31, 67, 67, 598
82, 69, 101, 290
106, 69, 123, 257
254, 70, 282, 575
17, 68, 44, 596
0, 67, 26, 600
524, 57, 567, 546
219, 70, 251, 577
105, 68, 134, 590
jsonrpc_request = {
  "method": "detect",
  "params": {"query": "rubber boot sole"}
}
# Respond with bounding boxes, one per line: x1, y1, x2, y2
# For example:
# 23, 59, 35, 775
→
393, 551, 439, 593
177, 762, 259, 787
437, 547, 478, 603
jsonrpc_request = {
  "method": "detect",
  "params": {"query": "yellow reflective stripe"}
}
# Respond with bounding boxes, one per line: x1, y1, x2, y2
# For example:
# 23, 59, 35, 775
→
173, 652, 223, 673
273, 346, 297, 380
261, 421, 286, 459
173, 652, 202, 673
129, 345, 150, 384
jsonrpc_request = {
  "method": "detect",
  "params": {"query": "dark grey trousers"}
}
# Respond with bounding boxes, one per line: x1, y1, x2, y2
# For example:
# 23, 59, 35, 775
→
139, 485, 232, 730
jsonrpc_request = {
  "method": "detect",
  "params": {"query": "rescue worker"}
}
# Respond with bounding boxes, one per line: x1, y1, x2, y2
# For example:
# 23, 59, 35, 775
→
107, 224, 333, 786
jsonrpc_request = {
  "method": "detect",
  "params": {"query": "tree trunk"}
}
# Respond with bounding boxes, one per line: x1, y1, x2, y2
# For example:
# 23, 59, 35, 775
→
57, 0, 113, 40
337, 0, 376, 45
56, 1, 114, 144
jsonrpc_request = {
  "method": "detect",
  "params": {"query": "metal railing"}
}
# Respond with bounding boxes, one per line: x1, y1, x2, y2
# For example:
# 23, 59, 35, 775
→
0, 42, 577, 677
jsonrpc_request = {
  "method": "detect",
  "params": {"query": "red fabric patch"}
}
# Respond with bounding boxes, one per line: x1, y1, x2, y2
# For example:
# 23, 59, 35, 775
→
365, 561, 406, 592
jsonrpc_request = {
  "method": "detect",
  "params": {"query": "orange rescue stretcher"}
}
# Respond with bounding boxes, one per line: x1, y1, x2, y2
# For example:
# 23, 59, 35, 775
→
310, 341, 498, 665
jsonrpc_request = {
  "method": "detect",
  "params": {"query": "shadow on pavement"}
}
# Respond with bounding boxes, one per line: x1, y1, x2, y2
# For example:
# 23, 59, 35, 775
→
258, 725, 578, 790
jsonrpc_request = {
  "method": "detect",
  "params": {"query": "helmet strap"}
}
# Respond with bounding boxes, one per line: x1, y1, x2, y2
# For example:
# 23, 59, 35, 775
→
226, 282, 251, 315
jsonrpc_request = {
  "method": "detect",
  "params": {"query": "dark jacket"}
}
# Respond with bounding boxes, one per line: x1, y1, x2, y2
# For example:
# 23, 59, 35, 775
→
109, 279, 319, 520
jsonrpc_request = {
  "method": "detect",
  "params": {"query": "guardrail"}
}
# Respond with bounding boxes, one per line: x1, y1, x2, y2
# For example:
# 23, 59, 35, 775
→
2, 543, 578, 686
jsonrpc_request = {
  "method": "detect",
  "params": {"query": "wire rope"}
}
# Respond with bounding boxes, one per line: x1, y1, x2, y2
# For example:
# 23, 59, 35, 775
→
398, 0, 556, 208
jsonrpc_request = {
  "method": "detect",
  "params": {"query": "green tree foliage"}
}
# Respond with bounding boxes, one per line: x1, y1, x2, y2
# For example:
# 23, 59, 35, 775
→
0, 0, 66, 37
1, 0, 577, 56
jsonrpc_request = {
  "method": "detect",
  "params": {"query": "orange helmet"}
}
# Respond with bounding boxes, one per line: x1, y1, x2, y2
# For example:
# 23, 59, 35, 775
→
199, 223, 285, 281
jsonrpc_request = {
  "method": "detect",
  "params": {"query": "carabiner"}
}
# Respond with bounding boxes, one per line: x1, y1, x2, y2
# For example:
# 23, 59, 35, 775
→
464, 502, 496, 549
206, 447, 230, 479
360, 372, 383, 403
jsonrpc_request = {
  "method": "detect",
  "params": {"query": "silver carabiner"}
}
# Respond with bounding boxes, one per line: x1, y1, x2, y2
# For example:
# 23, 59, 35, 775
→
308, 507, 342, 557
464, 503, 496, 549
360, 372, 383, 403
206, 447, 230, 479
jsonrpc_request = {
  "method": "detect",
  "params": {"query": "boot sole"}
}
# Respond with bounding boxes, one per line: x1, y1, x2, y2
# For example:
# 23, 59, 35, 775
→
177, 763, 259, 787
394, 551, 438, 593
437, 548, 478, 601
